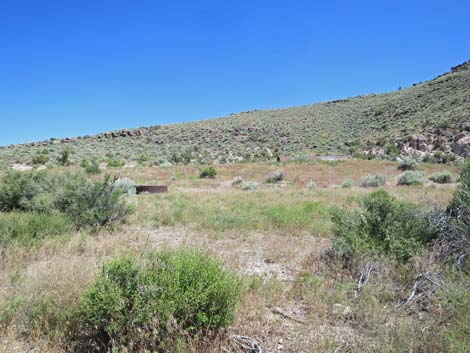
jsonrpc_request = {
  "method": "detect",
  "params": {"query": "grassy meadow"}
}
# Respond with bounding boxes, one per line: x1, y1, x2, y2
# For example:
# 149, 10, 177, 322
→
0, 159, 468, 353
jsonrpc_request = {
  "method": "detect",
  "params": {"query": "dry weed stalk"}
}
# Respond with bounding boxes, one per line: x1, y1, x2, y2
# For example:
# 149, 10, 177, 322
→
399, 272, 447, 309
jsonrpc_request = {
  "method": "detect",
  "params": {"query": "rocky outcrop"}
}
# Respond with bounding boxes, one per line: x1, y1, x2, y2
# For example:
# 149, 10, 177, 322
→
365, 130, 469, 162
452, 133, 470, 157
409, 134, 430, 152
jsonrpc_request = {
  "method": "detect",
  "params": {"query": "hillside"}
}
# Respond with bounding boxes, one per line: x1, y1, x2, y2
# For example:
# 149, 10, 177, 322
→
1, 61, 469, 167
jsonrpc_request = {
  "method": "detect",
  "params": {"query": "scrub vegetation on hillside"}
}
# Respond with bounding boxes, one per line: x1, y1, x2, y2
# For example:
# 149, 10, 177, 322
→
1, 62, 469, 168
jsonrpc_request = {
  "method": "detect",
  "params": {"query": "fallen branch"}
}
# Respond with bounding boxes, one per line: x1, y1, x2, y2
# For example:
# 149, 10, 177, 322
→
230, 335, 263, 353
355, 261, 375, 298
273, 307, 307, 324
398, 272, 447, 309
332, 338, 347, 353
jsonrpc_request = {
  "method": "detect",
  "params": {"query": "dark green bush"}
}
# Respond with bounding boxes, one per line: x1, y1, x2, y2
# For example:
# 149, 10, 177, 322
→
442, 160, 470, 262
449, 160, 469, 212
0, 212, 73, 247
397, 171, 424, 186
80, 159, 90, 168
107, 159, 125, 168
430, 171, 453, 184
331, 190, 436, 261
199, 166, 217, 179
77, 250, 240, 351
0, 170, 132, 231
0, 170, 51, 211
385, 143, 400, 158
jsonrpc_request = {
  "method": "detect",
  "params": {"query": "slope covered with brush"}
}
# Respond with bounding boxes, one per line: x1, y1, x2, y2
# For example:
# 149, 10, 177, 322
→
1, 62, 469, 167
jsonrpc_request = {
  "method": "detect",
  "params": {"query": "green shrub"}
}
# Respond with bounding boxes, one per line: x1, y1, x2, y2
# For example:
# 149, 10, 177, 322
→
107, 159, 125, 168
443, 161, 470, 259
0, 170, 132, 231
397, 171, 424, 186
31, 154, 49, 165
57, 147, 73, 166
398, 156, 417, 171
434, 151, 456, 164
84, 159, 101, 174
385, 143, 400, 158
359, 174, 386, 187
80, 159, 90, 168
0, 212, 73, 247
341, 178, 356, 188
77, 250, 240, 351
0, 170, 51, 211
425, 161, 470, 266
430, 171, 453, 184
199, 166, 217, 179
331, 190, 436, 261
0, 296, 23, 328
56, 176, 133, 231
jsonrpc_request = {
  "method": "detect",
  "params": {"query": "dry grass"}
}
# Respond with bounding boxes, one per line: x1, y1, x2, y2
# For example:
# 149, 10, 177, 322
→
0, 160, 462, 352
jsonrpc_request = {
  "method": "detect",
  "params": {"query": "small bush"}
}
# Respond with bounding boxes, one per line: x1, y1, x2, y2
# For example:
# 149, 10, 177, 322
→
440, 160, 470, 263
231, 176, 243, 186
0, 296, 23, 328
241, 182, 259, 191
434, 151, 456, 164
85, 159, 101, 174
397, 171, 424, 186
80, 159, 90, 168
57, 147, 73, 166
107, 159, 125, 168
266, 170, 285, 183
77, 250, 240, 351
359, 174, 386, 187
307, 180, 317, 189
341, 178, 356, 188
32, 154, 49, 165
398, 156, 417, 171
199, 166, 217, 179
0, 212, 73, 247
112, 177, 137, 196
331, 190, 436, 261
430, 171, 453, 184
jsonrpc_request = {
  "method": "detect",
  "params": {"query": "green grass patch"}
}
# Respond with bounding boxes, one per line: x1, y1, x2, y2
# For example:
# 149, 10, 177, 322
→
153, 191, 331, 234
0, 212, 73, 247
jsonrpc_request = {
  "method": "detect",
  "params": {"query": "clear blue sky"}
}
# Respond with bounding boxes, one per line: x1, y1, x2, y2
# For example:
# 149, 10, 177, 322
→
1, 0, 469, 145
